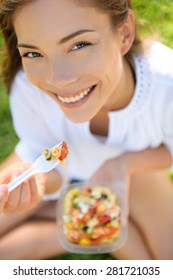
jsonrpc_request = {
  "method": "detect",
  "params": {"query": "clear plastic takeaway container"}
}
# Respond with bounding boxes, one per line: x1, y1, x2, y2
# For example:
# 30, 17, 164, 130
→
57, 181, 128, 254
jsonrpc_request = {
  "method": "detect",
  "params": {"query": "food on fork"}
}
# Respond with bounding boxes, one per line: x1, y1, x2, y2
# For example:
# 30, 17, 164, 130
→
42, 141, 68, 163
63, 185, 121, 246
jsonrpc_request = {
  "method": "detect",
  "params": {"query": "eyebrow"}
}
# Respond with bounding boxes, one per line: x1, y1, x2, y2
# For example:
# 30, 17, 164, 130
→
17, 44, 39, 49
59, 29, 96, 44
17, 29, 96, 49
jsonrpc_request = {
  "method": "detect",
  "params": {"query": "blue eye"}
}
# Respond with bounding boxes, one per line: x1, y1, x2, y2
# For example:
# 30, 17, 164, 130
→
71, 41, 91, 51
22, 52, 43, 58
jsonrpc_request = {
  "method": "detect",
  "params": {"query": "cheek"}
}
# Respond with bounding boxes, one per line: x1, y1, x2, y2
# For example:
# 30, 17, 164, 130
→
107, 53, 123, 82
85, 47, 122, 80
80, 55, 107, 82
23, 63, 45, 87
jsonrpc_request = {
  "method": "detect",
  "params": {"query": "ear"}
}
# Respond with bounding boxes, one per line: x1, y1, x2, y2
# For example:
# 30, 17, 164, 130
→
120, 10, 135, 56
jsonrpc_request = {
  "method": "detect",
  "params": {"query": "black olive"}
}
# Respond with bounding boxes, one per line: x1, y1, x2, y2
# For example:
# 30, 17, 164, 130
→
82, 226, 88, 231
100, 193, 107, 199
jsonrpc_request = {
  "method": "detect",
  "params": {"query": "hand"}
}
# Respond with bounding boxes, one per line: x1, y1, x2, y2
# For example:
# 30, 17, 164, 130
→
0, 185, 8, 213
88, 156, 131, 225
89, 156, 130, 185
0, 162, 46, 215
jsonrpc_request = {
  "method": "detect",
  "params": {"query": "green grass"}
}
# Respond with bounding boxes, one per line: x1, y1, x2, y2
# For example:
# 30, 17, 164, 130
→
51, 253, 114, 260
0, 85, 18, 161
133, 0, 173, 48
0, 0, 173, 260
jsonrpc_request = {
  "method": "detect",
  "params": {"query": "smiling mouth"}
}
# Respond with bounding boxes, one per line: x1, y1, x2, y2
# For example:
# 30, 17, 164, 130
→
57, 85, 96, 104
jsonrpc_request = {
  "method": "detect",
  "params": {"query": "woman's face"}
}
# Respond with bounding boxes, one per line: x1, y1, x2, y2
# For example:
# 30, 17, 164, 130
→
14, 0, 133, 123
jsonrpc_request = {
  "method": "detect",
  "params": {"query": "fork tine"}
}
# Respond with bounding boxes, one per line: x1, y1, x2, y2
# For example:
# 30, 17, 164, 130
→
50, 141, 63, 151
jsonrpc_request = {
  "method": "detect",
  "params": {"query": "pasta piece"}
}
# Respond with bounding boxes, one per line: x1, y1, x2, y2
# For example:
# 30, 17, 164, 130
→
42, 140, 69, 162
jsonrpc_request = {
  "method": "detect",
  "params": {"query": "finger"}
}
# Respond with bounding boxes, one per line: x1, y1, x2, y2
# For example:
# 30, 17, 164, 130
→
0, 170, 12, 185
0, 165, 27, 185
35, 173, 46, 198
4, 185, 21, 214
18, 181, 31, 212
28, 176, 41, 206
0, 185, 8, 212
4, 170, 22, 214
120, 190, 129, 227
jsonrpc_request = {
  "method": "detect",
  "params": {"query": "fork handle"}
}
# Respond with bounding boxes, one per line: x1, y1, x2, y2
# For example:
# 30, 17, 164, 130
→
7, 165, 36, 192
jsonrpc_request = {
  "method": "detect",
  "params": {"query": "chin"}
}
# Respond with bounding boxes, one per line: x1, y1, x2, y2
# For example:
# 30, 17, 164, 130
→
67, 116, 88, 124
65, 112, 92, 124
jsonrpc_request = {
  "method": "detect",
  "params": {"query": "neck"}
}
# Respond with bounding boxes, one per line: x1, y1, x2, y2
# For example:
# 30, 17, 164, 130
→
90, 109, 109, 136
115, 57, 135, 110
104, 56, 136, 112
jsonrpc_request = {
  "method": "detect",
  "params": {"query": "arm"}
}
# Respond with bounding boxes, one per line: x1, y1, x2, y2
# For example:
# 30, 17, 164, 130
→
89, 144, 172, 184
123, 144, 172, 176
0, 152, 22, 172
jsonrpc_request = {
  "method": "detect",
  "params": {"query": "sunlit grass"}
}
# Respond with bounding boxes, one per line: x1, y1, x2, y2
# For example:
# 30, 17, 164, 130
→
0, 86, 18, 161
133, 0, 173, 47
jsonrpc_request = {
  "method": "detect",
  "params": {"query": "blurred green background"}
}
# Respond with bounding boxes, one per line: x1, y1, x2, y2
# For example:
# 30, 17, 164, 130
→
0, 0, 173, 260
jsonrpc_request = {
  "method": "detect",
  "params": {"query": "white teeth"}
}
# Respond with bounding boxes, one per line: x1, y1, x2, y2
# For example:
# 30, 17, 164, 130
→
75, 96, 81, 101
65, 98, 70, 103
70, 97, 75, 102
57, 86, 93, 103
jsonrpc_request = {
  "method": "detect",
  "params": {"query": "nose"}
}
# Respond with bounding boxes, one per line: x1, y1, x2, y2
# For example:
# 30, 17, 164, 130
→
45, 58, 78, 88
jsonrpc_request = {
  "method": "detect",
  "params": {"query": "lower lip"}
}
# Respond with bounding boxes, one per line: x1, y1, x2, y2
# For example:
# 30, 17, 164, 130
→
54, 85, 96, 108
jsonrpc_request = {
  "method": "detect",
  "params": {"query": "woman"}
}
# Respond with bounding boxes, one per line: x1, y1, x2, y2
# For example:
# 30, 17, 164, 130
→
0, 0, 173, 260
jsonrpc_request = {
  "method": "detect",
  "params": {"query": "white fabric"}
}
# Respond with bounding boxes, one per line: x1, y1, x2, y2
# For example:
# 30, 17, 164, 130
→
9, 41, 173, 199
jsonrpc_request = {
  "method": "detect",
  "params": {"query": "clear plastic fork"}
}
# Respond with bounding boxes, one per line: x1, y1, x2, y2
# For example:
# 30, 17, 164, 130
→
7, 141, 63, 192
